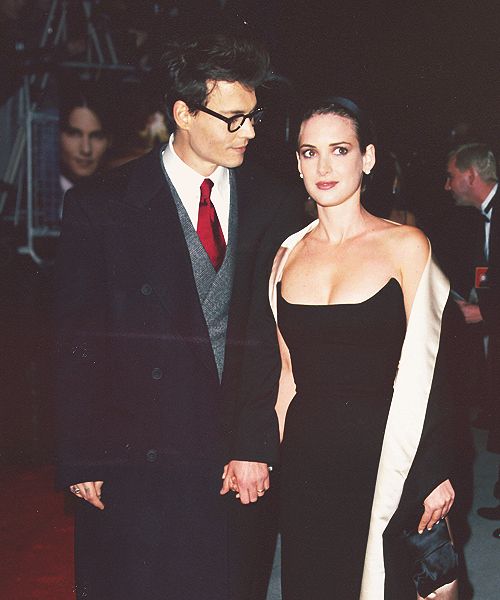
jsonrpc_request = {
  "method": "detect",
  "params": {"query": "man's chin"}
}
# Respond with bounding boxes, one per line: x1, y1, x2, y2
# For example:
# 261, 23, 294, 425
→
72, 168, 96, 179
224, 156, 245, 169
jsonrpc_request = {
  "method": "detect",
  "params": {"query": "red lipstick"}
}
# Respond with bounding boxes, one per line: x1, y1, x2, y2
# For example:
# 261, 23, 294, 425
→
316, 181, 338, 190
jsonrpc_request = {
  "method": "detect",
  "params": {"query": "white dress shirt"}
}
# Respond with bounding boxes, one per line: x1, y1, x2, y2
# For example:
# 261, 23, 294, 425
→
60, 174, 73, 195
162, 134, 231, 242
481, 183, 498, 261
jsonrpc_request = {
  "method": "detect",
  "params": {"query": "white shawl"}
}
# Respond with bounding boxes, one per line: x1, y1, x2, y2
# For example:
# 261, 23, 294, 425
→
268, 219, 450, 599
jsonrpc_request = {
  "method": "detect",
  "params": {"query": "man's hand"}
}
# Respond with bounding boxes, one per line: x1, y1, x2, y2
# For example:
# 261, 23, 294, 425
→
69, 481, 105, 510
417, 479, 455, 534
220, 461, 269, 505
455, 299, 483, 324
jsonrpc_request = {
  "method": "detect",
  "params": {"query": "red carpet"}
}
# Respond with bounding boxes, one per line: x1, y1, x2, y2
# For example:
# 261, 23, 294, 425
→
0, 466, 74, 599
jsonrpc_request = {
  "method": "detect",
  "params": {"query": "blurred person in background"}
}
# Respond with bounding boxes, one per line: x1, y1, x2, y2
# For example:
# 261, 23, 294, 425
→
444, 143, 500, 538
363, 149, 417, 225
58, 87, 112, 195
105, 87, 168, 169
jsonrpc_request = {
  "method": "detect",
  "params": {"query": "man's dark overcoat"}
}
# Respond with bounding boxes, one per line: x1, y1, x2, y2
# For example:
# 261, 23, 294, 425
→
435, 192, 500, 452
479, 189, 500, 453
55, 146, 303, 600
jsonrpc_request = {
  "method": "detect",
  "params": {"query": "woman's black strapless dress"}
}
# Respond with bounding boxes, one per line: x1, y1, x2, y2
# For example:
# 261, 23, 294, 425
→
278, 278, 406, 600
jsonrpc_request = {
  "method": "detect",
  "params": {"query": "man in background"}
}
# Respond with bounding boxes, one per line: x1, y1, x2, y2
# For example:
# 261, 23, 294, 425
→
445, 143, 500, 538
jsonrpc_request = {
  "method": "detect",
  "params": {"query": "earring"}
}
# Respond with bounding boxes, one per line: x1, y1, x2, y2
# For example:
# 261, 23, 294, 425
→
364, 169, 371, 175
299, 173, 303, 179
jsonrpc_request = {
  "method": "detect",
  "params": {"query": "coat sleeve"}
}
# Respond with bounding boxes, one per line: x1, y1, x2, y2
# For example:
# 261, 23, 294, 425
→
54, 189, 110, 488
387, 297, 460, 529
231, 190, 304, 465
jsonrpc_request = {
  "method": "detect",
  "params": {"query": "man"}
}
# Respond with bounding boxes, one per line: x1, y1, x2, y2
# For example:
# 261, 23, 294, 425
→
444, 143, 500, 538
55, 34, 302, 599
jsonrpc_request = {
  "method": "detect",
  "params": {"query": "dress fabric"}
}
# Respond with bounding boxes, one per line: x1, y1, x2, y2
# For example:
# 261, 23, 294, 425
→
278, 278, 407, 600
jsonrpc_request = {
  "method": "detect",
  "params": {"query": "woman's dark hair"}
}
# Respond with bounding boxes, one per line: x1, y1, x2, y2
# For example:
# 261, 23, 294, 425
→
161, 33, 271, 128
298, 96, 376, 153
59, 87, 111, 135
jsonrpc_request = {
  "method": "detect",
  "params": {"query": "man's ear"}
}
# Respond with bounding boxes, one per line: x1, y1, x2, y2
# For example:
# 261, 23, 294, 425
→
172, 100, 192, 131
467, 167, 478, 186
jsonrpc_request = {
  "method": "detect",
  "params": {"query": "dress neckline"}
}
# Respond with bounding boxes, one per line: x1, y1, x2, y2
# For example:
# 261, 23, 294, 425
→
278, 277, 402, 308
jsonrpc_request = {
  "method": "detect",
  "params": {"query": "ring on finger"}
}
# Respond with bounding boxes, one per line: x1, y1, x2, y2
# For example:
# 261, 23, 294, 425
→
71, 486, 81, 495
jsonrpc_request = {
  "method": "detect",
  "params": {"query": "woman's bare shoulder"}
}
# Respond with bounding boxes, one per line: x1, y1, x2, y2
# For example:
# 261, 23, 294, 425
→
369, 219, 427, 253
383, 223, 429, 254
394, 228, 430, 287
369, 224, 429, 283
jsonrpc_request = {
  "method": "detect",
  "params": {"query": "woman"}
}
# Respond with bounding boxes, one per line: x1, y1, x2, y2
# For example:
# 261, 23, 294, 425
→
59, 88, 112, 193
270, 98, 457, 599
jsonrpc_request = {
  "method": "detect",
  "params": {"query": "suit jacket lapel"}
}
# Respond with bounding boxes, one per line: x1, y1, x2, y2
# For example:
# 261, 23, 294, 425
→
120, 147, 218, 378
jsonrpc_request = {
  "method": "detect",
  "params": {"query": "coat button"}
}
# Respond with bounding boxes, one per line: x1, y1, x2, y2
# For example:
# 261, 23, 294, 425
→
151, 367, 163, 380
141, 283, 152, 296
146, 448, 158, 463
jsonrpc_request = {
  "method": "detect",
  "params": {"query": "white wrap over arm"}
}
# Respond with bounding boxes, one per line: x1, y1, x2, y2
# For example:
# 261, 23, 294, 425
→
268, 219, 450, 598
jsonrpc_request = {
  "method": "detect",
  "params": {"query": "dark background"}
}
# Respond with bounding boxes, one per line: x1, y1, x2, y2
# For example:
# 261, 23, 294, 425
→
1, 0, 499, 464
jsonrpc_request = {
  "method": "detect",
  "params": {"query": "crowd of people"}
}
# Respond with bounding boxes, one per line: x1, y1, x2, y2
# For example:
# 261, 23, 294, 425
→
1, 23, 499, 600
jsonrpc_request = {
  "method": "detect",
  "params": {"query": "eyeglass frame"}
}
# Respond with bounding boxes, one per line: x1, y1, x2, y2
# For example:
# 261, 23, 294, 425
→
193, 105, 264, 133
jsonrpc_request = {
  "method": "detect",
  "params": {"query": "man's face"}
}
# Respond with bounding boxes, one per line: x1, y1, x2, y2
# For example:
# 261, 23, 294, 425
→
174, 81, 257, 176
60, 107, 110, 181
444, 157, 473, 206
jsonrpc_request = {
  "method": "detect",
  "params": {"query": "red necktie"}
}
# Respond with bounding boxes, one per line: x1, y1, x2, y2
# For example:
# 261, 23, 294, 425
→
197, 178, 226, 271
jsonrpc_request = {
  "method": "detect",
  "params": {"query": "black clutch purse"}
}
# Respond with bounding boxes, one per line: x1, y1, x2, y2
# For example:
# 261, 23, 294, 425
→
402, 518, 458, 598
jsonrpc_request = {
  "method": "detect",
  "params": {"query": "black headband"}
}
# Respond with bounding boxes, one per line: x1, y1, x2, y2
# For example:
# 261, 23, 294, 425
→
328, 96, 364, 118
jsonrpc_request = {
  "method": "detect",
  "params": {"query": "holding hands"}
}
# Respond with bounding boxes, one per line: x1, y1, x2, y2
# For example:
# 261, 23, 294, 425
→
220, 460, 270, 504
70, 462, 271, 510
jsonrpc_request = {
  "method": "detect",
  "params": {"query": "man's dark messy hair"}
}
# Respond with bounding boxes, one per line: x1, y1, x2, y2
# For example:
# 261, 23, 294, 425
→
161, 33, 271, 128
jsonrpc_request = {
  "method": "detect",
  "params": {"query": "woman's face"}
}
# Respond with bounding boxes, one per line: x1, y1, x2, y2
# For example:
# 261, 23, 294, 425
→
60, 107, 110, 181
296, 113, 375, 208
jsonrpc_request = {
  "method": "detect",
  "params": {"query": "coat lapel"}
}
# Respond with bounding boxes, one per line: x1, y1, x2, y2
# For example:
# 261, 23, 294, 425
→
119, 147, 218, 378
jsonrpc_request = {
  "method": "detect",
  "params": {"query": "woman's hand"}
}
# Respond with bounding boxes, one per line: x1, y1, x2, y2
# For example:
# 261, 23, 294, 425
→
220, 461, 269, 504
418, 479, 454, 533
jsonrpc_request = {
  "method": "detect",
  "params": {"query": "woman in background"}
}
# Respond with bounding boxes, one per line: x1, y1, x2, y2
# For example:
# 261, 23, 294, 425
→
270, 97, 457, 599
59, 89, 112, 194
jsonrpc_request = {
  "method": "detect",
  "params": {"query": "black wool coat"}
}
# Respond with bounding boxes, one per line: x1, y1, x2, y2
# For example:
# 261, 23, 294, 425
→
55, 146, 304, 600
479, 191, 500, 453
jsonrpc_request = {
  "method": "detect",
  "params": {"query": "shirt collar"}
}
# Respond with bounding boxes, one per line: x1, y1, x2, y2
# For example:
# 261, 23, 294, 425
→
60, 174, 74, 195
162, 133, 226, 195
161, 134, 230, 239
481, 183, 498, 215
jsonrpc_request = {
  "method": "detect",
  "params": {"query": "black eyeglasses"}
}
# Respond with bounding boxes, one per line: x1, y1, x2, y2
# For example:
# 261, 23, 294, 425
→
194, 105, 264, 133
